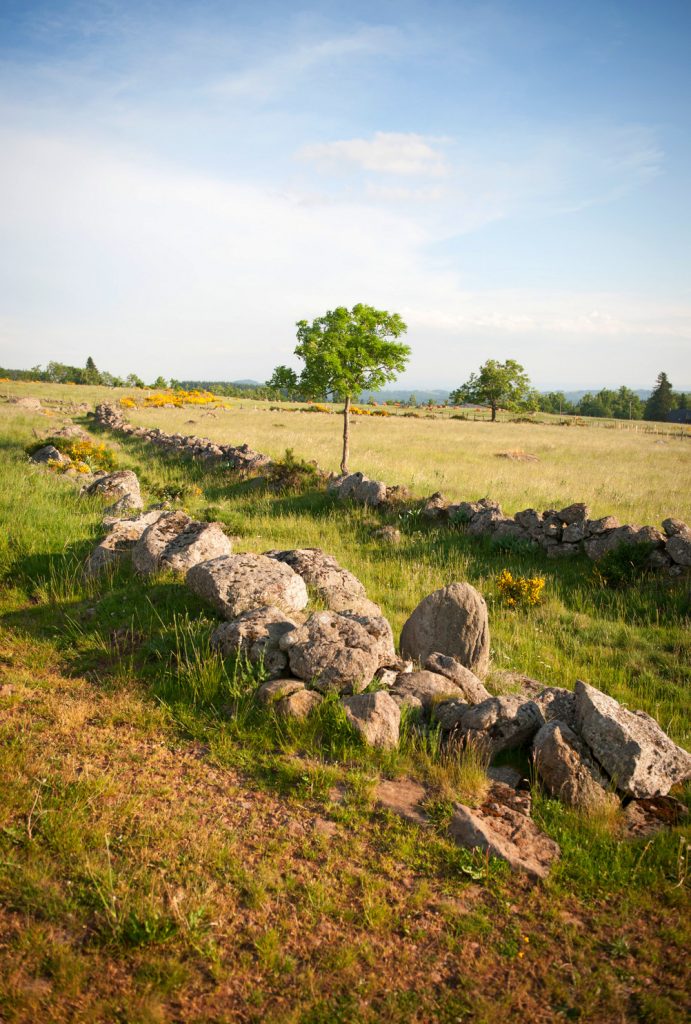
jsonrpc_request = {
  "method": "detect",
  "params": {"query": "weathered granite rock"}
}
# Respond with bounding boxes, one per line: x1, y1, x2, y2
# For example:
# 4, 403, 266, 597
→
390, 670, 464, 713
533, 720, 616, 809
547, 543, 581, 559
265, 548, 379, 616
13, 396, 42, 409
400, 582, 490, 678
186, 554, 308, 619
375, 777, 429, 827
586, 515, 621, 536
459, 696, 544, 756
424, 653, 491, 704
275, 689, 323, 720
431, 699, 470, 731
557, 502, 589, 525
666, 530, 691, 566
662, 517, 688, 538
31, 444, 68, 465
335, 472, 388, 506
280, 611, 394, 694
515, 509, 544, 536
574, 680, 691, 797
448, 783, 560, 881
85, 509, 167, 575
422, 492, 450, 521
562, 521, 587, 544
623, 795, 689, 838
256, 677, 305, 705
133, 511, 231, 575
211, 606, 298, 678
467, 510, 508, 537
82, 469, 143, 512
342, 691, 401, 749
533, 687, 577, 731
584, 524, 655, 561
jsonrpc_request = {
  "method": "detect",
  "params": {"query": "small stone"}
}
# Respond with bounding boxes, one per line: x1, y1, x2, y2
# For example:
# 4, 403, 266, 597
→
424, 653, 491, 704
256, 678, 305, 705
275, 689, 323, 719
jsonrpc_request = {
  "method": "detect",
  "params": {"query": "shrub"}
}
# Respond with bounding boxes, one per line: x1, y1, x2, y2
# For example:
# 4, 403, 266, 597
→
497, 568, 545, 607
594, 542, 655, 588
266, 448, 322, 493
27, 437, 117, 472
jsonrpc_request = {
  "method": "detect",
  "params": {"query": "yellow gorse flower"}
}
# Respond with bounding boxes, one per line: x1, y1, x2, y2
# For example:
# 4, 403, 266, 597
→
497, 569, 545, 607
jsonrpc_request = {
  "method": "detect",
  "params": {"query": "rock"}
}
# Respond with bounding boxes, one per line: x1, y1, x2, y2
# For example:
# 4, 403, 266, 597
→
31, 444, 68, 465
211, 606, 299, 678
133, 511, 231, 575
375, 667, 399, 689
623, 795, 689, 838
450, 500, 483, 523
467, 510, 507, 536
372, 525, 401, 545
584, 524, 641, 561
562, 521, 587, 544
375, 778, 429, 827
459, 696, 544, 756
547, 543, 581, 559
574, 680, 691, 798
586, 515, 621, 536
488, 671, 545, 698
487, 766, 524, 789
85, 509, 167, 575
400, 582, 490, 678
186, 554, 308, 619
256, 678, 305, 706
265, 548, 380, 616
557, 502, 589, 525
541, 514, 563, 541
662, 517, 688, 538
279, 611, 395, 694
533, 687, 577, 731
646, 549, 673, 570
390, 671, 464, 713
354, 477, 388, 506
635, 525, 665, 547
448, 784, 560, 881
533, 720, 617, 809
82, 469, 143, 512
423, 653, 491, 704
342, 692, 401, 749
666, 530, 691, 566
515, 509, 544, 535
13, 396, 42, 409
275, 689, 323, 720
422, 492, 450, 521
431, 699, 470, 731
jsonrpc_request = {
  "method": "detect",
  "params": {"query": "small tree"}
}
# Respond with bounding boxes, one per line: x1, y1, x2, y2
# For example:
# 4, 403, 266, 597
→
644, 372, 675, 422
151, 375, 168, 389
294, 304, 409, 473
450, 359, 532, 421
267, 365, 300, 400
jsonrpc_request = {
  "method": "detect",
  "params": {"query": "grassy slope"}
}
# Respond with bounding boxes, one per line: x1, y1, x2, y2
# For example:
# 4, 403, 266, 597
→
0, 395, 689, 1022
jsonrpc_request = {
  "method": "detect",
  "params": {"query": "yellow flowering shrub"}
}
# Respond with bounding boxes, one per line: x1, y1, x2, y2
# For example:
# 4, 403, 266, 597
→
119, 396, 137, 409
497, 569, 545, 607
143, 389, 220, 408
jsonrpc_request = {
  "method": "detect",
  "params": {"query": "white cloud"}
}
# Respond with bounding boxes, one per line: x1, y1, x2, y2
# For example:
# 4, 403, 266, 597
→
299, 132, 450, 177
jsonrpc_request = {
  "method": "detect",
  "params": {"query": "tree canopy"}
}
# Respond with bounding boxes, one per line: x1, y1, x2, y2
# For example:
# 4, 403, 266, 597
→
644, 372, 675, 422
450, 359, 533, 421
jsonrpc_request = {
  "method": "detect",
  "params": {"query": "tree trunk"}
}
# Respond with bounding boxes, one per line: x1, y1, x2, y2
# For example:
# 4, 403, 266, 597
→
341, 394, 351, 475
491, 403, 497, 422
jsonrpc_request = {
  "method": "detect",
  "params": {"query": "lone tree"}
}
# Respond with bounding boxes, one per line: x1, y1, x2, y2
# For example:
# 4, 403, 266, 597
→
644, 372, 675, 422
266, 365, 300, 400
450, 359, 533, 421
294, 304, 409, 473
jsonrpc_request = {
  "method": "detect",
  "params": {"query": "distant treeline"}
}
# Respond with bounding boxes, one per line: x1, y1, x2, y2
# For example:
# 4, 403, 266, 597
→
536, 376, 688, 422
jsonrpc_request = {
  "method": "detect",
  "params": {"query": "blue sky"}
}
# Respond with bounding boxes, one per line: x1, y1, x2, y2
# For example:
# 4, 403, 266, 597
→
1, 0, 689, 388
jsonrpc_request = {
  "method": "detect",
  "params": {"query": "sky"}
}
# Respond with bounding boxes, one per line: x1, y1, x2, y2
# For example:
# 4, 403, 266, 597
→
0, 0, 690, 390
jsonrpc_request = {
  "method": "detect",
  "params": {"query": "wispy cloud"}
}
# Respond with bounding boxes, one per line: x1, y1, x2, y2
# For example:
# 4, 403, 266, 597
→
299, 131, 450, 177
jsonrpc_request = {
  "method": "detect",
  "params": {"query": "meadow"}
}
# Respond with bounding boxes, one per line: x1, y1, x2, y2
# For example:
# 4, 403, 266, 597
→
0, 385, 689, 1022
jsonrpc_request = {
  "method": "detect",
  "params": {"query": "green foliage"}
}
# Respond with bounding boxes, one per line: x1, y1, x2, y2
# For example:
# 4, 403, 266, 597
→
450, 359, 533, 421
266, 448, 322, 493
645, 371, 675, 422
594, 541, 655, 588
266, 365, 301, 400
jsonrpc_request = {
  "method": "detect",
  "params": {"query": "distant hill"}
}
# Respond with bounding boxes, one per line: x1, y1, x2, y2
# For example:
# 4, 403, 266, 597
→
359, 388, 451, 404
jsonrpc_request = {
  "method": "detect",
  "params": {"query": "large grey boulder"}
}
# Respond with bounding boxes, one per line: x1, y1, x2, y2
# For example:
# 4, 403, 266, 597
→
424, 653, 491, 704
574, 680, 691, 797
662, 517, 688, 538
133, 511, 231, 575
211, 606, 298, 678
557, 502, 589, 525
533, 720, 617, 809
390, 670, 464, 713
459, 696, 544, 756
265, 548, 380, 616
186, 553, 308, 619
448, 783, 560, 881
342, 692, 401, 749
666, 529, 691, 566
85, 509, 167, 575
583, 524, 656, 561
400, 582, 490, 678
82, 469, 143, 512
280, 611, 395, 694
335, 472, 388, 506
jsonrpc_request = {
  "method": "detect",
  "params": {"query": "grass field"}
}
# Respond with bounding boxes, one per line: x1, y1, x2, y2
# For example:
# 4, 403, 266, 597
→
0, 387, 689, 1022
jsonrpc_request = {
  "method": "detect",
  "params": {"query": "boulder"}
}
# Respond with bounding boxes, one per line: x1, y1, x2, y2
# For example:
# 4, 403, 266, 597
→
586, 515, 621, 536
423, 653, 491, 704
186, 553, 308, 619
375, 777, 430, 827
279, 611, 395, 694
431, 699, 470, 732
133, 512, 231, 575
256, 678, 305, 706
533, 720, 616, 809
623, 795, 689, 839
13, 396, 42, 409
390, 670, 464, 713
448, 783, 560, 881
459, 696, 544, 756
574, 680, 691, 798
467, 510, 507, 537
342, 692, 401, 749
666, 530, 691, 566
514, 509, 544, 536
533, 687, 577, 731
422, 492, 450, 521
584, 524, 640, 561
264, 548, 380, 615
557, 503, 589, 525
31, 444, 68, 465
275, 689, 323, 720
85, 509, 167, 575
211, 606, 299, 678
661, 517, 688, 538
353, 477, 388, 506
82, 470, 143, 512
562, 521, 587, 544
400, 582, 490, 678
541, 514, 563, 541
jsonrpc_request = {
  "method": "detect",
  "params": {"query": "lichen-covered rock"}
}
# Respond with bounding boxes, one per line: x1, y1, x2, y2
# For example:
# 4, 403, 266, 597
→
459, 696, 544, 756
533, 720, 617, 809
562, 521, 587, 544
82, 469, 143, 512
275, 689, 323, 720
423, 653, 491, 704
431, 699, 470, 731
133, 512, 231, 575
584, 524, 658, 561
211, 606, 298, 678
574, 680, 691, 798
342, 692, 401, 749
186, 554, 308, 619
422, 492, 450, 521
371, 525, 401, 545
256, 677, 305, 705
662, 517, 688, 538
533, 687, 577, 731
265, 548, 380, 615
31, 444, 69, 465
586, 515, 621, 536
400, 583, 490, 678
557, 503, 589, 525
280, 611, 395, 694
666, 530, 691, 566
85, 509, 167, 575
390, 670, 464, 713
13, 396, 42, 409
